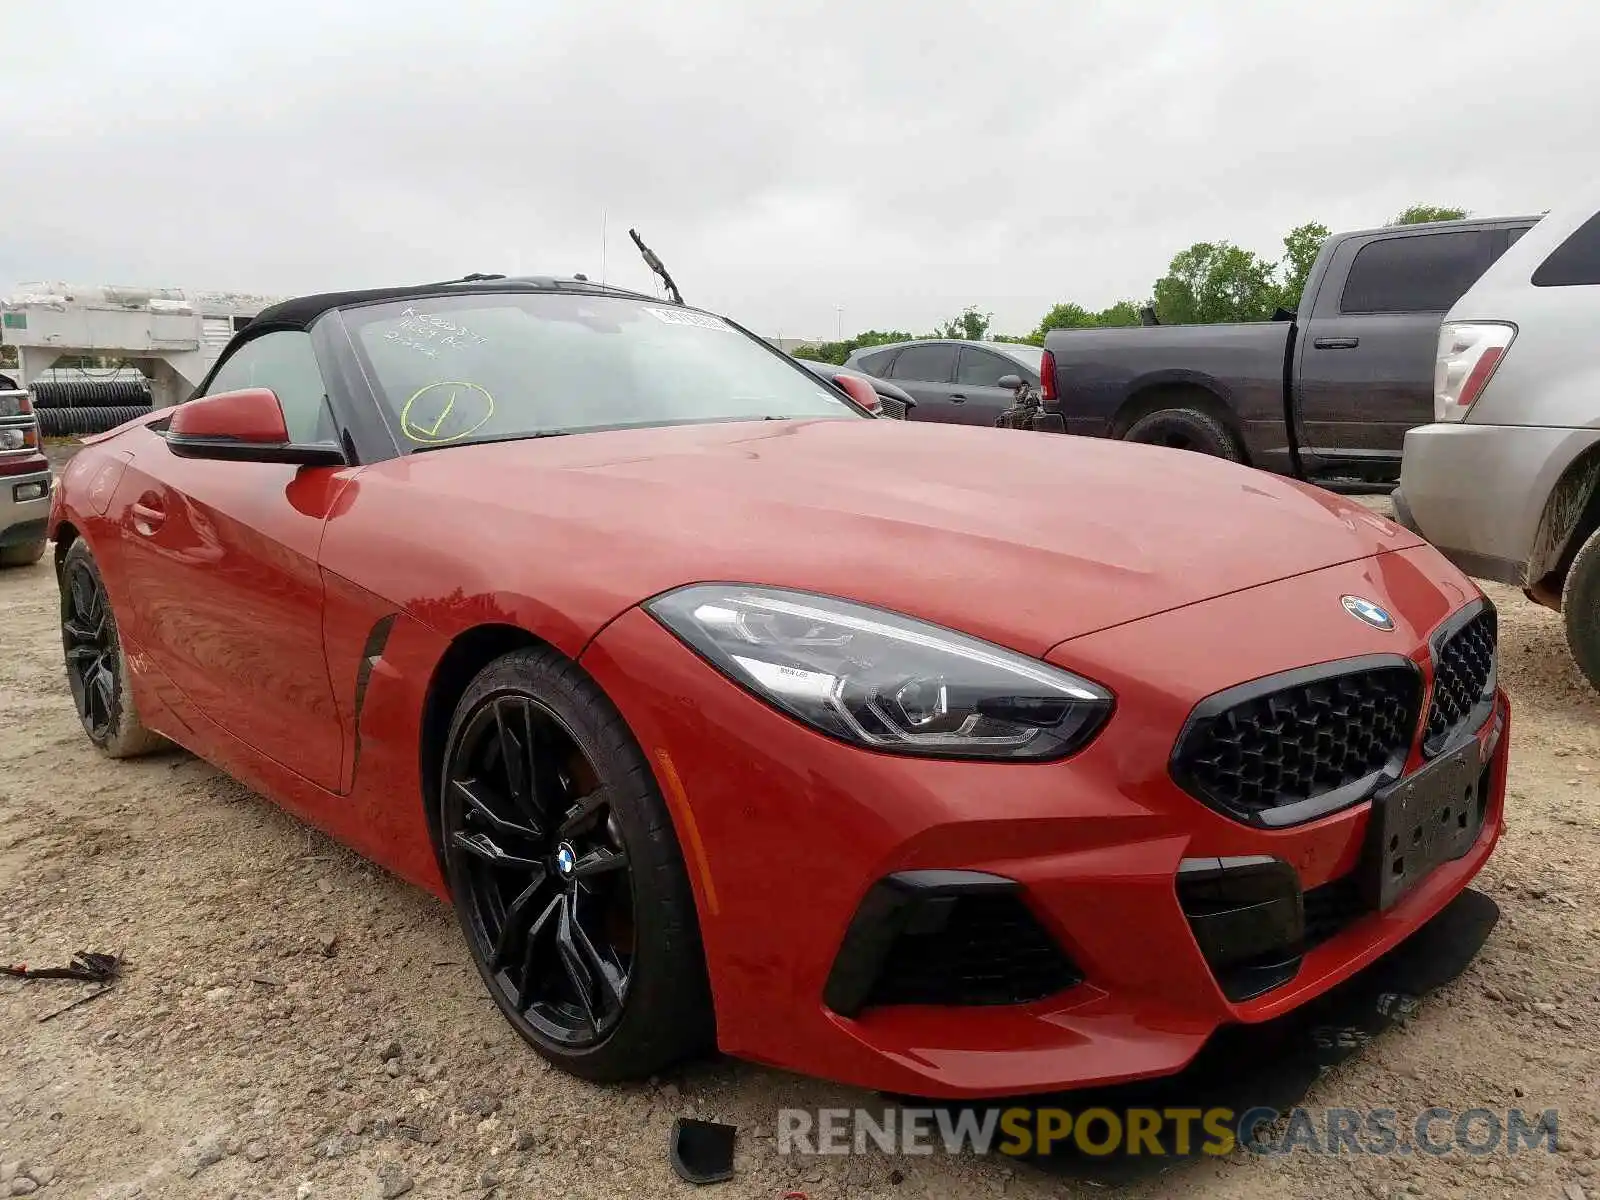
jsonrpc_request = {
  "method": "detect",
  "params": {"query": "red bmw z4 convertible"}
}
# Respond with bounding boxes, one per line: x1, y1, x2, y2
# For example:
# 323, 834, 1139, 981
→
49, 277, 1508, 1098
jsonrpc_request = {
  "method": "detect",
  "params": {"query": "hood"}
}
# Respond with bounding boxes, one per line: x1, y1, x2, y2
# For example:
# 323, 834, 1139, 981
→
356, 419, 1422, 656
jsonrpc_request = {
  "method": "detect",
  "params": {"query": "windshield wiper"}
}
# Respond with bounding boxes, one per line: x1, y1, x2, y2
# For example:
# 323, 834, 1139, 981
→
629, 228, 684, 305
407, 415, 827, 453
410, 430, 571, 453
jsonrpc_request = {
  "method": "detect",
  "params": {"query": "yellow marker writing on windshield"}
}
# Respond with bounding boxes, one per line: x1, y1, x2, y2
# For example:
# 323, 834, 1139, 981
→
415, 390, 456, 438
400, 381, 494, 444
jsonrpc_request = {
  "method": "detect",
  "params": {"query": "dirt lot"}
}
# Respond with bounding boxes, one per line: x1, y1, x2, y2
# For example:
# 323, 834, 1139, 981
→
3, 492, 1600, 1200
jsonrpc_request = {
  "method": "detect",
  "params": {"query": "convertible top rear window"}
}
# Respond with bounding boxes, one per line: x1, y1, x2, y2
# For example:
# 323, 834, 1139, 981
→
343, 293, 861, 449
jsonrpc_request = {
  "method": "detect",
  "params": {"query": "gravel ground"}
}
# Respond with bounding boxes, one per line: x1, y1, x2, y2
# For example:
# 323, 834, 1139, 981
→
3, 490, 1599, 1199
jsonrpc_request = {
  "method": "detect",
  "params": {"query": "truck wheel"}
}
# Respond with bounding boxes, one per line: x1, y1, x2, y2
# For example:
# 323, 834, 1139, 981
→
1123, 408, 1242, 462
0, 539, 47, 568
1561, 525, 1600, 693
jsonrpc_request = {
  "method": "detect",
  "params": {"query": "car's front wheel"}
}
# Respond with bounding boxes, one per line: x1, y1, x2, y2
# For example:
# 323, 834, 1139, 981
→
59, 539, 168, 757
440, 646, 714, 1081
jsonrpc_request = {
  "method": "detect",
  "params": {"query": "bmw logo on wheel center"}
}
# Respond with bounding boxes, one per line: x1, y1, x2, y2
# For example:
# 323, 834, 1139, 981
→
1341, 595, 1395, 631
555, 842, 578, 878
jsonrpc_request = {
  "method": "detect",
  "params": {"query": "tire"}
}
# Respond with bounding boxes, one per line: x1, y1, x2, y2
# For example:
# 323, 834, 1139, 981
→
0, 539, 47, 568
1123, 406, 1243, 461
1562, 525, 1600, 693
59, 539, 169, 758
440, 646, 714, 1081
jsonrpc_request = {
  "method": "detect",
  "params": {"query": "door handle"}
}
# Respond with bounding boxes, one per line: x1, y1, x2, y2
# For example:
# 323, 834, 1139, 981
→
1313, 337, 1360, 350
130, 499, 166, 535
949, 393, 967, 402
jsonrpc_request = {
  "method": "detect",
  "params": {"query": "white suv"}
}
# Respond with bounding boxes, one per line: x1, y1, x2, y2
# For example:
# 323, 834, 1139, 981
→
1394, 186, 1600, 686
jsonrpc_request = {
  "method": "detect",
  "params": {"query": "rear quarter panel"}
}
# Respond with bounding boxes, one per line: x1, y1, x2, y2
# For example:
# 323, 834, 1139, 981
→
1450, 208, 1600, 430
1044, 323, 1291, 463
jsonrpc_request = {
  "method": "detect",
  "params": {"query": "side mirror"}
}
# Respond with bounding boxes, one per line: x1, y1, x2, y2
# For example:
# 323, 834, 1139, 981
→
996, 374, 1023, 391
830, 372, 881, 415
167, 388, 345, 467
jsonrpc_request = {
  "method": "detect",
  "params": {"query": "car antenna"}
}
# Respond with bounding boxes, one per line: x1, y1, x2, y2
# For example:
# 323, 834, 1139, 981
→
628, 228, 683, 305
1139, 304, 1161, 326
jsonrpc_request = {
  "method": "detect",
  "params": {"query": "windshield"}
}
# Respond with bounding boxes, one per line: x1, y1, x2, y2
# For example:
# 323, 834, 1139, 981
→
342, 292, 862, 449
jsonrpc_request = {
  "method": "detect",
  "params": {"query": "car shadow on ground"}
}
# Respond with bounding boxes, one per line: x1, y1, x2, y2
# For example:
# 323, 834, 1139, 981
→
905, 888, 1500, 1187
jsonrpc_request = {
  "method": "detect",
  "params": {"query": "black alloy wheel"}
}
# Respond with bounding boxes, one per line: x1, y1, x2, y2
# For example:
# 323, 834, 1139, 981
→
58, 539, 166, 758
63, 557, 117, 741
444, 693, 635, 1048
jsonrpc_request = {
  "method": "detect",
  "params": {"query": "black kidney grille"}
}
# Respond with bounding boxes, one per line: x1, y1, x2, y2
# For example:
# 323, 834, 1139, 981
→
1175, 666, 1421, 821
1425, 609, 1497, 753
866, 893, 1080, 1008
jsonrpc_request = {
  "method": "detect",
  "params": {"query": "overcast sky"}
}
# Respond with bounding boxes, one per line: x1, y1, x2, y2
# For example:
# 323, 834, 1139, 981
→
3, 0, 1592, 339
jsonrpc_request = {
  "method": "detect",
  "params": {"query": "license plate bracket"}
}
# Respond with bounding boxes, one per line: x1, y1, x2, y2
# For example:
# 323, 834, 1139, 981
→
1361, 740, 1486, 911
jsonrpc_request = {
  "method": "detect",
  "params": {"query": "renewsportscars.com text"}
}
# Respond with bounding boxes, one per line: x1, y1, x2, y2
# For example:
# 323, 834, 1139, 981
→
777, 1106, 1559, 1158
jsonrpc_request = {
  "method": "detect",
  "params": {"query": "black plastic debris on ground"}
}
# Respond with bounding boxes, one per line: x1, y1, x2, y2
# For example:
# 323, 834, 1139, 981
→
3, 951, 124, 1023
671, 1117, 738, 1185
2, 950, 122, 983
896, 887, 1500, 1186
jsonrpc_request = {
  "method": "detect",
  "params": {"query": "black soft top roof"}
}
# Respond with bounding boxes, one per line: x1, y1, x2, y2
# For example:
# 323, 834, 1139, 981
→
248, 275, 662, 331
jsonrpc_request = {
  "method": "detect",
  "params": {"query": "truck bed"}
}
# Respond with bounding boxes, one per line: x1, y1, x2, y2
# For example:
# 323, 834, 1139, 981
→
1046, 321, 1296, 474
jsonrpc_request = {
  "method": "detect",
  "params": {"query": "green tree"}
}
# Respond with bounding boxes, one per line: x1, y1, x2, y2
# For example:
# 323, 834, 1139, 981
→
1021, 299, 1143, 344
790, 329, 912, 366
1151, 242, 1280, 325
1033, 303, 1099, 338
934, 305, 992, 340
1390, 204, 1469, 225
1276, 221, 1332, 311
1094, 300, 1141, 327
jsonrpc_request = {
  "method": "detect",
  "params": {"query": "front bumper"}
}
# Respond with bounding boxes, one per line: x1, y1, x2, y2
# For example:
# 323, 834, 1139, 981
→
1399, 421, 1600, 586
580, 548, 1505, 1099
0, 467, 52, 548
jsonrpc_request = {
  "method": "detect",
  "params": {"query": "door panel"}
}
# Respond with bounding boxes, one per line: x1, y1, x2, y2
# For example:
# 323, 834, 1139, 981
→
952, 347, 1027, 426
1297, 229, 1494, 458
885, 343, 962, 422
1296, 311, 1452, 454
112, 451, 353, 790
110, 328, 352, 791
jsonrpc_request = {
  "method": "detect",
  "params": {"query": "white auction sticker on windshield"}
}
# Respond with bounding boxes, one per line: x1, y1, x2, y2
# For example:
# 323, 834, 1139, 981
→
643, 306, 732, 331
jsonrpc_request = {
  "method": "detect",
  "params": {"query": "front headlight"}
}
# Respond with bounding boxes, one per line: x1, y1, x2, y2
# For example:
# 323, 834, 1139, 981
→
646, 584, 1113, 760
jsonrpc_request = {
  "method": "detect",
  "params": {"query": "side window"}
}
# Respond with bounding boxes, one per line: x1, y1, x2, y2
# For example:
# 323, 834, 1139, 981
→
956, 348, 1017, 387
887, 344, 957, 383
1487, 224, 1537, 268
856, 348, 895, 375
1339, 231, 1492, 314
204, 331, 331, 443
1533, 211, 1600, 287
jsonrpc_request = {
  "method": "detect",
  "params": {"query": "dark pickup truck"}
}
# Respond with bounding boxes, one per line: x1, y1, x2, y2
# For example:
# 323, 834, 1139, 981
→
1038, 215, 1541, 483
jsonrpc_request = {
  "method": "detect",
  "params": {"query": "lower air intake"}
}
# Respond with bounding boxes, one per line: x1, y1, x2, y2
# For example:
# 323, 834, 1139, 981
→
1177, 856, 1375, 1002
824, 871, 1081, 1016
